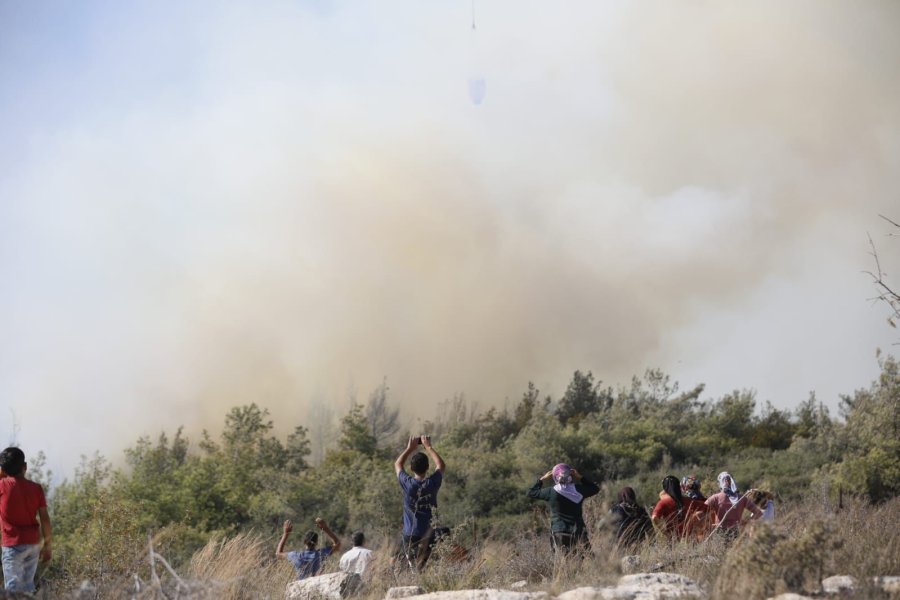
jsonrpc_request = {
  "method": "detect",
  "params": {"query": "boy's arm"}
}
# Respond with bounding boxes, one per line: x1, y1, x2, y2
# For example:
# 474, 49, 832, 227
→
394, 436, 418, 476
38, 506, 52, 562
316, 517, 341, 554
421, 436, 445, 473
275, 520, 292, 558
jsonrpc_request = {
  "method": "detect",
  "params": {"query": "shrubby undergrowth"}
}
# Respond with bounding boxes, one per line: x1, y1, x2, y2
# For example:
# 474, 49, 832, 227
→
24, 356, 900, 596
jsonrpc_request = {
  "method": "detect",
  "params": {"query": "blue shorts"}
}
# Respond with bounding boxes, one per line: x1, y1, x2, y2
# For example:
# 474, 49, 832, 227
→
2, 544, 41, 592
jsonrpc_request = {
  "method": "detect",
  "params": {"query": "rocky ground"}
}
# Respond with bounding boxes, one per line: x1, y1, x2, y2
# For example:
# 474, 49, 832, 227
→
285, 571, 900, 600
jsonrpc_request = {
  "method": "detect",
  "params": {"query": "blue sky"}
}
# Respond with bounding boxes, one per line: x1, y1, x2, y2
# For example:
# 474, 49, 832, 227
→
1, 0, 898, 478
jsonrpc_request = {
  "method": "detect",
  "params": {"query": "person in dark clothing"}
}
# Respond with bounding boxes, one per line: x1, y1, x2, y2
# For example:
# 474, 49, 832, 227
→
609, 487, 652, 550
526, 463, 600, 553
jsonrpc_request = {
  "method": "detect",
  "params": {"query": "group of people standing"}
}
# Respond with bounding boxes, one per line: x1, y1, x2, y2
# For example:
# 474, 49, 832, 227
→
275, 436, 773, 582
0, 441, 776, 592
526, 464, 772, 554
608, 471, 769, 550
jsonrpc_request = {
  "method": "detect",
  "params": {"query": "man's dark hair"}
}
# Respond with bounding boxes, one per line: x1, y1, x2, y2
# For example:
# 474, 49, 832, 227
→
410, 452, 429, 475
0, 447, 25, 477
303, 530, 318, 548
352, 531, 365, 547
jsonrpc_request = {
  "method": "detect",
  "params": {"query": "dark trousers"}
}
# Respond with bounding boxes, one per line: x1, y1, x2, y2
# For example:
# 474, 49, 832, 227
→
401, 527, 446, 570
551, 530, 590, 554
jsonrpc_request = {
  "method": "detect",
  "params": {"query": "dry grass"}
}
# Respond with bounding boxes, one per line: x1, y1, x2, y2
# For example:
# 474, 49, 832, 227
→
36, 495, 900, 599
184, 532, 295, 599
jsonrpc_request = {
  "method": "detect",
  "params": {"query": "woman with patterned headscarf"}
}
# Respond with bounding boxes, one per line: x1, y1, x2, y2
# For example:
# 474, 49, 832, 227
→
681, 474, 706, 501
526, 463, 600, 553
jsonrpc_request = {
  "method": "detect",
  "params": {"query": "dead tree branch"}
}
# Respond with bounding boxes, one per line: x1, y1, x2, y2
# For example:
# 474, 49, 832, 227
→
866, 217, 900, 334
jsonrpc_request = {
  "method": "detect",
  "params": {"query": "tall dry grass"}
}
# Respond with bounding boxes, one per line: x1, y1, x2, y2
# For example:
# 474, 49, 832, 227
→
185, 532, 295, 599
184, 494, 900, 599
37, 494, 900, 599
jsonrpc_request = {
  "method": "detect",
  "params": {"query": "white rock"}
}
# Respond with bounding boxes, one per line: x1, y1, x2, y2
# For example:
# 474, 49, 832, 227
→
874, 576, 900, 593
821, 575, 856, 594
396, 590, 549, 600
556, 587, 624, 600
387, 587, 426, 599
285, 571, 361, 600
509, 581, 528, 590
556, 575, 705, 600
615, 573, 706, 599
766, 594, 815, 600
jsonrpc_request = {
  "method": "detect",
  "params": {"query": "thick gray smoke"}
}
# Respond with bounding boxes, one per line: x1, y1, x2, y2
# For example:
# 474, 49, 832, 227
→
0, 0, 898, 476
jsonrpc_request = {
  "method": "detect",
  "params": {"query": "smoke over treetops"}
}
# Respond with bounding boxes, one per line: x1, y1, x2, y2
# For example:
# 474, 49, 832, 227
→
0, 0, 897, 474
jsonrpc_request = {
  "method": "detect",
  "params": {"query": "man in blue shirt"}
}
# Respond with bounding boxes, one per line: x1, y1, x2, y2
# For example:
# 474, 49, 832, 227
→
276, 517, 341, 579
394, 435, 445, 569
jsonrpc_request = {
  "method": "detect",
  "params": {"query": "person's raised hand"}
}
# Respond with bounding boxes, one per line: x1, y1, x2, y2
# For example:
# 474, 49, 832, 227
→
283, 520, 293, 534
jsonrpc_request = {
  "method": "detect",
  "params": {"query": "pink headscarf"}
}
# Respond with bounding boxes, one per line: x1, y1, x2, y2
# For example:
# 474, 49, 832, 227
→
552, 463, 583, 503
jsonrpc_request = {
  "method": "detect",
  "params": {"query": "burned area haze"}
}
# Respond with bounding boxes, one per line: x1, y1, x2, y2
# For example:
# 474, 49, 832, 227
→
1, 0, 898, 478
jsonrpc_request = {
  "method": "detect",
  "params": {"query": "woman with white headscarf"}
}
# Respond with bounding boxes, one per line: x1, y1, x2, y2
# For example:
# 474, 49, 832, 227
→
526, 463, 600, 553
705, 471, 764, 540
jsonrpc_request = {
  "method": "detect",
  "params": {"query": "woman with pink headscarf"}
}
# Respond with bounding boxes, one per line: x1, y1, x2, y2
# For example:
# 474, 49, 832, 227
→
526, 463, 600, 553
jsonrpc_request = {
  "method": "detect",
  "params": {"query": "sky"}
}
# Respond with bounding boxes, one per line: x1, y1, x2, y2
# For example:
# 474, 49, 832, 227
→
1, 0, 898, 479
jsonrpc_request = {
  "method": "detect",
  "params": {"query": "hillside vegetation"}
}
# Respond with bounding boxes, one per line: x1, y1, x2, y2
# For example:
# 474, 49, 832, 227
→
29, 355, 900, 597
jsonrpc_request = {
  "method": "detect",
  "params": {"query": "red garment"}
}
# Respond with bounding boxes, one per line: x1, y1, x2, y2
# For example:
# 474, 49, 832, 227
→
0, 476, 47, 546
680, 498, 709, 539
651, 493, 679, 536
652, 494, 709, 539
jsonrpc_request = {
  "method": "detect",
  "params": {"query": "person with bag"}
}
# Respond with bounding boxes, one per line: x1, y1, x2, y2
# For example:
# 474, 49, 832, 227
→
394, 435, 445, 569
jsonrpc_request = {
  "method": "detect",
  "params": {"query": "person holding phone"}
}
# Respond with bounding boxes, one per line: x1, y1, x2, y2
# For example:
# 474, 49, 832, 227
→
394, 435, 445, 569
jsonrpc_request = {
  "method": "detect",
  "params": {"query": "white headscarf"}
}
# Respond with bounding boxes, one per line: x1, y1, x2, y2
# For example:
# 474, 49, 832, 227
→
718, 471, 739, 500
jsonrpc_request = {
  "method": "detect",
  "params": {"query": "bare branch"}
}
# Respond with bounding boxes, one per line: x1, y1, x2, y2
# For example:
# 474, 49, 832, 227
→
867, 219, 900, 341
879, 213, 900, 229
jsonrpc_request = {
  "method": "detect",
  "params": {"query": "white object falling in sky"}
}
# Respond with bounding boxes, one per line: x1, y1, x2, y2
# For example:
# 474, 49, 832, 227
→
468, 78, 487, 105
468, 0, 486, 106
